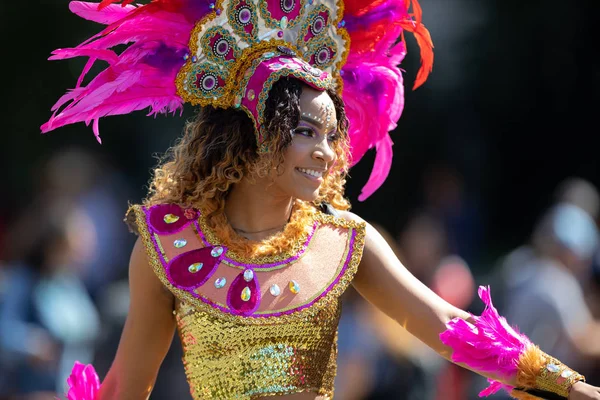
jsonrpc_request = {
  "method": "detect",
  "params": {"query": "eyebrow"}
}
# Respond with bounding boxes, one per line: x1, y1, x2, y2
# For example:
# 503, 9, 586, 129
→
299, 115, 324, 129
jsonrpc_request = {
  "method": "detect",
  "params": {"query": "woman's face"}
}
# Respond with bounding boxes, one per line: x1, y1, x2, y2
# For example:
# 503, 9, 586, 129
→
270, 87, 338, 201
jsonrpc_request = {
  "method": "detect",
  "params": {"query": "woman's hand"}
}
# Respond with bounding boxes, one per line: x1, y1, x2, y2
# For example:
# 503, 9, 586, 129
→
570, 382, 600, 400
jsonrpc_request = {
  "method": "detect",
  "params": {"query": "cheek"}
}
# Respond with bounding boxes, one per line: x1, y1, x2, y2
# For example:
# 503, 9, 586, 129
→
282, 141, 309, 169
330, 146, 339, 163
275, 144, 306, 187
270, 149, 297, 184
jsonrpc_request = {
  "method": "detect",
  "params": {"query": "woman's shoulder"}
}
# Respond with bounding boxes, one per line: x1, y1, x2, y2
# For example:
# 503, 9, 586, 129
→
332, 209, 366, 225
124, 203, 142, 234
336, 209, 362, 222
316, 205, 367, 235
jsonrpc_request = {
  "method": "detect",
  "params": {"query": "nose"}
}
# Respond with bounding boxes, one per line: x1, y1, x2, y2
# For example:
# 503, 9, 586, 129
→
312, 136, 335, 164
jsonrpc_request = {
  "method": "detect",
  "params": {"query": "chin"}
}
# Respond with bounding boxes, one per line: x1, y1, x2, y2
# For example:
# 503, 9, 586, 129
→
291, 187, 320, 202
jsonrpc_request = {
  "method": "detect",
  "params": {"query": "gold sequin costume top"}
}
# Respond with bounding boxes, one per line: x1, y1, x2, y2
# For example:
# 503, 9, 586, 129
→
128, 203, 366, 399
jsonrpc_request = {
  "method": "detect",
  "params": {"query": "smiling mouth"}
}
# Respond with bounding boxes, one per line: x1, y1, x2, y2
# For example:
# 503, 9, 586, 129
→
296, 167, 324, 182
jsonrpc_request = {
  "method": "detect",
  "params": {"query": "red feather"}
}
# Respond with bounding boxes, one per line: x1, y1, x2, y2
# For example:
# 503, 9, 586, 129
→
98, 0, 136, 10
398, 0, 434, 89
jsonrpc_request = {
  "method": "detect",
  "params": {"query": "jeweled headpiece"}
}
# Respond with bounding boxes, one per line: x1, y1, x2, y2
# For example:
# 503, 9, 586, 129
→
41, 0, 433, 200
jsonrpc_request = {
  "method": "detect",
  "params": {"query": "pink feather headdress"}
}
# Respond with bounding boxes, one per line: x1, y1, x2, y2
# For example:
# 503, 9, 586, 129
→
41, 0, 433, 200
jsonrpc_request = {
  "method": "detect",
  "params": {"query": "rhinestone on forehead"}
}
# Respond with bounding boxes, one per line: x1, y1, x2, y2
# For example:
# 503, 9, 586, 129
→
301, 112, 324, 125
324, 103, 334, 131
300, 102, 334, 130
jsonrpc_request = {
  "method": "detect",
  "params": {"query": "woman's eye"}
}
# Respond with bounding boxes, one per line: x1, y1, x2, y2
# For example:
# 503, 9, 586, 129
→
293, 128, 314, 137
328, 133, 339, 142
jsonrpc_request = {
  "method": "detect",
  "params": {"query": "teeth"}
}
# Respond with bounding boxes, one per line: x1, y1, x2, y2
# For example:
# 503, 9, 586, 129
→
298, 168, 323, 178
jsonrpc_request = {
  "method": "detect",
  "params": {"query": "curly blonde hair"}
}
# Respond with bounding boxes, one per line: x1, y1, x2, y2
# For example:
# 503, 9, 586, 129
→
144, 78, 351, 253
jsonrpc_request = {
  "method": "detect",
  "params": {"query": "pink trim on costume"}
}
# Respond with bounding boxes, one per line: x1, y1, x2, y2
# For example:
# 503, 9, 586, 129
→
146, 203, 357, 318
241, 55, 329, 132
193, 218, 318, 269
166, 247, 224, 289
227, 269, 261, 315
147, 203, 197, 234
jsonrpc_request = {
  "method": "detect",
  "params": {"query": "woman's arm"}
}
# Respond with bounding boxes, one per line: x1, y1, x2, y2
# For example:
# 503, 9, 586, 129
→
343, 211, 600, 398
343, 213, 469, 358
98, 237, 177, 400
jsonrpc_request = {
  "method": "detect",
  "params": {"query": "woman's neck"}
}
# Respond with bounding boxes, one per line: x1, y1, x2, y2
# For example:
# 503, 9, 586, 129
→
224, 180, 295, 237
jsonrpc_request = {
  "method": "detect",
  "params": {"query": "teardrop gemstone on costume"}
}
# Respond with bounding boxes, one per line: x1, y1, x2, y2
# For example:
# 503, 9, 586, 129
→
289, 280, 300, 294
547, 364, 560, 373
243, 269, 254, 282
561, 370, 573, 378
270, 284, 281, 296
228, 270, 260, 315
164, 214, 180, 224
211, 246, 224, 257
279, 16, 288, 29
215, 277, 227, 289
166, 246, 225, 289
148, 204, 191, 234
188, 263, 203, 273
241, 287, 251, 301
174, 239, 187, 248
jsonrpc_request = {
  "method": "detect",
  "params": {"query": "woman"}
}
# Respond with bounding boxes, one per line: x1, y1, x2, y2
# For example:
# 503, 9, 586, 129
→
41, 0, 600, 399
